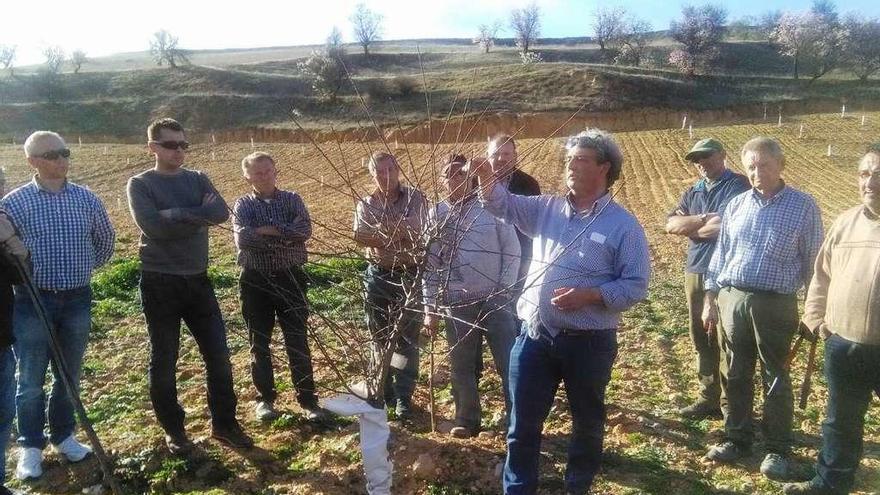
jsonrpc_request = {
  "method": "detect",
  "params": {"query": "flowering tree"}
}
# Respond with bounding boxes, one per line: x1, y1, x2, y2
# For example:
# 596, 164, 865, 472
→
668, 4, 727, 76
842, 16, 880, 81
473, 22, 502, 54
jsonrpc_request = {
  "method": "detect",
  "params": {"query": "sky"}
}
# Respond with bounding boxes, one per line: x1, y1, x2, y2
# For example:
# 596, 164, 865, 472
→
4, 0, 880, 66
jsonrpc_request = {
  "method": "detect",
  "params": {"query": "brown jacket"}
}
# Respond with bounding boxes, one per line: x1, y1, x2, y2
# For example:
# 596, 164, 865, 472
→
803, 205, 880, 345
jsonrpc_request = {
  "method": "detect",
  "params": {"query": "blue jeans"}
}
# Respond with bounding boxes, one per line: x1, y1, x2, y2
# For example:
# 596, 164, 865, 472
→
140, 271, 238, 433
12, 286, 92, 449
363, 264, 422, 407
503, 323, 618, 495
812, 334, 880, 494
0, 346, 16, 484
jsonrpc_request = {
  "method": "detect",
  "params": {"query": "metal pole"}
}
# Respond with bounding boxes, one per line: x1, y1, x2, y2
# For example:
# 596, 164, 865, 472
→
11, 257, 123, 495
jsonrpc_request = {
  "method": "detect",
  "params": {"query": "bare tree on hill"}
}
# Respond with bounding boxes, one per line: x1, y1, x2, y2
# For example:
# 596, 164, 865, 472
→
43, 46, 65, 75
593, 6, 626, 61
842, 16, 880, 81
350, 3, 383, 56
614, 16, 652, 67
510, 3, 541, 54
150, 29, 189, 68
0, 45, 15, 76
70, 49, 88, 74
473, 21, 502, 54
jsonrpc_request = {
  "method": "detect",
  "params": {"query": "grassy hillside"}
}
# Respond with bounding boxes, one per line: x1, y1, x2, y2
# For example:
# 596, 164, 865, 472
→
2, 40, 879, 140
0, 110, 877, 494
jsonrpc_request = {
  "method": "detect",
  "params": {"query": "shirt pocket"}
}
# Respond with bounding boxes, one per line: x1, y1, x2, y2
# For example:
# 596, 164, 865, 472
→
575, 235, 613, 277
765, 225, 799, 261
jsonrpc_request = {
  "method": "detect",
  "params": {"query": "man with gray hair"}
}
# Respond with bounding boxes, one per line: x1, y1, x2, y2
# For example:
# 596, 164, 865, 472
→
782, 145, 880, 495
473, 129, 650, 494
233, 151, 327, 423
703, 137, 823, 480
3, 131, 115, 480
354, 151, 427, 425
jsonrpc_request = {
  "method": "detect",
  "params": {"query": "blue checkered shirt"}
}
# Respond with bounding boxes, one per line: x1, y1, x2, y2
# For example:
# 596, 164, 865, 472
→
481, 184, 651, 338
705, 185, 823, 294
2, 177, 115, 290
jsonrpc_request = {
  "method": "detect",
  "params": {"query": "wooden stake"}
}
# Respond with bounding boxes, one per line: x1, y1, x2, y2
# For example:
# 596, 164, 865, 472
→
763, 103, 768, 120
681, 115, 688, 130
862, 115, 867, 126
827, 145, 833, 157
211, 134, 216, 144
799, 124, 804, 138
78, 136, 82, 147
841, 104, 846, 118
688, 124, 693, 139
250, 137, 255, 149
778, 114, 783, 127
211, 151, 216, 161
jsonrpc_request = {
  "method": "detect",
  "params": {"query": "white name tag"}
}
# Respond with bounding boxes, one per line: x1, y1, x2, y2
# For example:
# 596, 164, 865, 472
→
589, 232, 607, 244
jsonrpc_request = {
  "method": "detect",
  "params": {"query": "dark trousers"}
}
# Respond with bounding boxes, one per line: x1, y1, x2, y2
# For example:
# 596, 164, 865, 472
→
503, 323, 618, 495
684, 272, 725, 408
240, 267, 317, 408
140, 271, 238, 434
812, 334, 880, 494
717, 286, 797, 453
364, 264, 421, 406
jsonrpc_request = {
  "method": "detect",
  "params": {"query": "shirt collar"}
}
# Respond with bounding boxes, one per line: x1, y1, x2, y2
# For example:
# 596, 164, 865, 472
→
370, 185, 407, 204
750, 180, 788, 204
250, 188, 279, 201
563, 190, 612, 218
31, 175, 68, 194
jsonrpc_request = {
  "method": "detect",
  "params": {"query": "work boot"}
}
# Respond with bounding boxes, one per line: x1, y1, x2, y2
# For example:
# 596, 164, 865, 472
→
212, 422, 254, 449
782, 478, 835, 495
678, 400, 722, 420
450, 426, 476, 439
164, 430, 193, 455
760, 452, 792, 481
706, 440, 750, 463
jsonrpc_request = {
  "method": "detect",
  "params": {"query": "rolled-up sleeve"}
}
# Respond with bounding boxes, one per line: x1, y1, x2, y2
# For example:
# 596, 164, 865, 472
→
598, 222, 650, 311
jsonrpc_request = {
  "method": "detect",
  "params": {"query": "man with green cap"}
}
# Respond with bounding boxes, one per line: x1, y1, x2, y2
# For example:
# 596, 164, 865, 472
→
665, 138, 750, 419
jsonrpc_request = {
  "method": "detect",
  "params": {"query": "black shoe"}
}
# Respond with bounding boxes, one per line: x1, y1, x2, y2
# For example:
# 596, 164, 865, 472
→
679, 400, 723, 420
782, 479, 835, 495
164, 431, 193, 455
211, 423, 254, 449
302, 405, 333, 423
706, 440, 751, 463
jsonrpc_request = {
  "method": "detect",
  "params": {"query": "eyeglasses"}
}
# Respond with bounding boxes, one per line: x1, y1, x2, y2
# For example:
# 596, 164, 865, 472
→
36, 148, 71, 160
150, 140, 190, 151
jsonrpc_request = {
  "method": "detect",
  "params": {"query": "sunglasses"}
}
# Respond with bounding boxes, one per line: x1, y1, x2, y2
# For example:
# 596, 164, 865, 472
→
36, 148, 71, 160
151, 140, 190, 151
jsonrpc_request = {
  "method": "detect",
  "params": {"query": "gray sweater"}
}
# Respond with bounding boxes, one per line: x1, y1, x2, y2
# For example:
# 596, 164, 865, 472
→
424, 197, 521, 307
127, 168, 229, 275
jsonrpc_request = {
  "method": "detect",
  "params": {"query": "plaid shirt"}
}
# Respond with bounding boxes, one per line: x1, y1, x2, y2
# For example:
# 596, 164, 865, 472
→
233, 189, 311, 272
482, 184, 651, 337
705, 185, 824, 294
1, 177, 115, 290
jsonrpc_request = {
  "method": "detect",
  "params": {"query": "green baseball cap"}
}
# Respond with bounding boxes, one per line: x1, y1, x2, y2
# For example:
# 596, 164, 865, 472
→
685, 138, 725, 161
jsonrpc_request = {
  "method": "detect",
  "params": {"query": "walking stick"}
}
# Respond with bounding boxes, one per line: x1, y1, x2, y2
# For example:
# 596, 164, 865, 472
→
799, 338, 819, 410
428, 331, 437, 433
768, 333, 803, 397
11, 257, 123, 495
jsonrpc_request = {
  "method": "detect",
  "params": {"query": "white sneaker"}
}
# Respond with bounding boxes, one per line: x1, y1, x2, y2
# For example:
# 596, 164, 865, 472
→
15, 447, 43, 480
52, 435, 92, 462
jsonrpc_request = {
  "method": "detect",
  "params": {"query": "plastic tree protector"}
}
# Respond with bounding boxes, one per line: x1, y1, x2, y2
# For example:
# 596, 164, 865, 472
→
322, 393, 393, 494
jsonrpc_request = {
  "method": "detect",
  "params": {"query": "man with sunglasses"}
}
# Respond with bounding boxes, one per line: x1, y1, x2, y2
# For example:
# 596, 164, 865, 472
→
665, 139, 750, 420
2, 131, 115, 480
127, 118, 253, 454
423, 154, 520, 439
473, 130, 650, 494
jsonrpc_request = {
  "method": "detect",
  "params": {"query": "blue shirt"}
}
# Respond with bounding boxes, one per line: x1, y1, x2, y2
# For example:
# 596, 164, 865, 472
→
482, 184, 651, 337
670, 169, 751, 273
2, 177, 115, 290
705, 185, 823, 294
